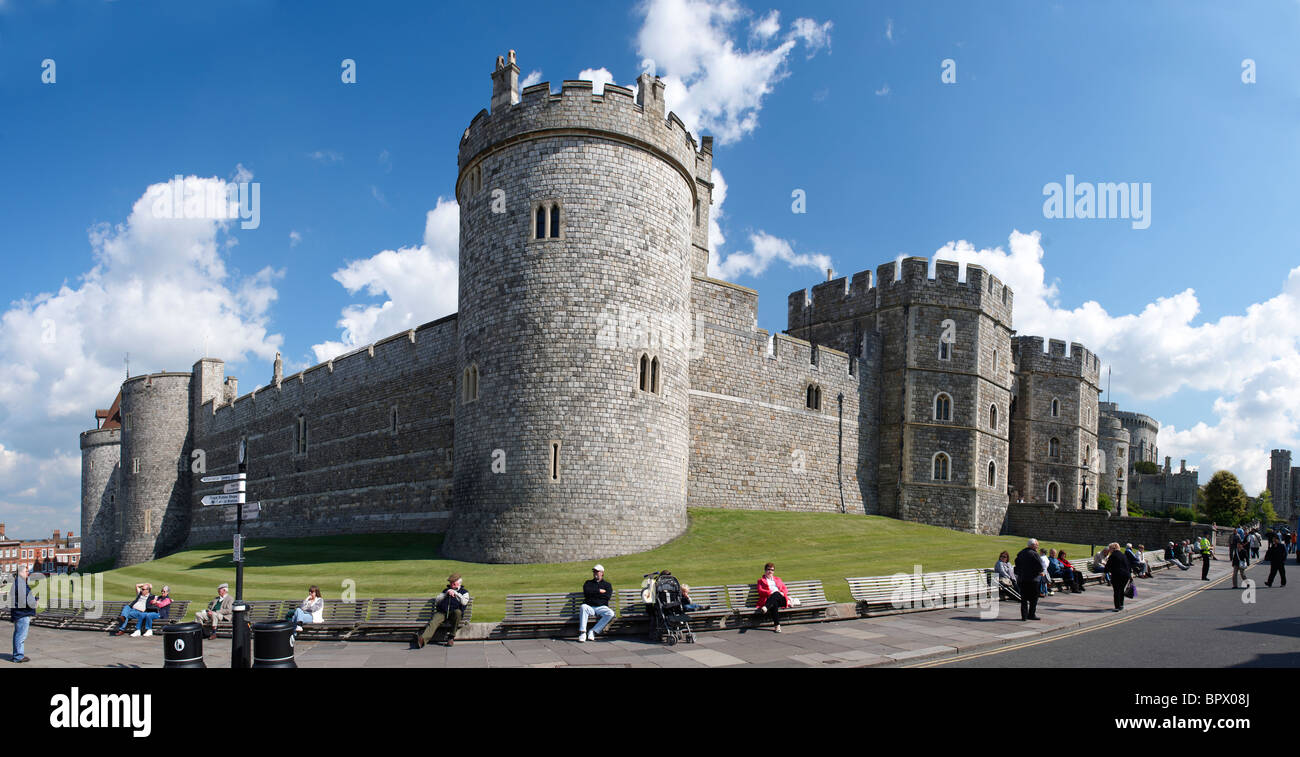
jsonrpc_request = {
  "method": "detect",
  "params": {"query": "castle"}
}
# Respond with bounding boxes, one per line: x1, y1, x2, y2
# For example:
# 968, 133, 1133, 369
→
1267, 450, 1300, 521
79, 51, 1182, 568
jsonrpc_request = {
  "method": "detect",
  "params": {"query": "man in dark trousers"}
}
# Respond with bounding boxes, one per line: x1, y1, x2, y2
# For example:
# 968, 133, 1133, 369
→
1014, 538, 1044, 621
1264, 535, 1287, 588
1197, 533, 1214, 580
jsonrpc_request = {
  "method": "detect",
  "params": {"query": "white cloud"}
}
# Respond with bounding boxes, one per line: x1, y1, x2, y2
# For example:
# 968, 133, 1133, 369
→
751, 9, 780, 40
790, 17, 833, 56
636, 0, 831, 143
308, 150, 342, 164
578, 67, 615, 94
521, 70, 544, 89
707, 167, 727, 255
0, 174, 283, 535
311, 198, 460, 362
710, 230, 831, 280
927, 230, 1300, 493
875, 84, 890, 96
885, 18, 894, 42
289, 230, 302, 247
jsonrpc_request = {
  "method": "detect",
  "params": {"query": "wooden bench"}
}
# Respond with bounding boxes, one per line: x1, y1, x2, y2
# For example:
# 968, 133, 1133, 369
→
616, 584, 731, 629
86, 600, 193, 632
847, 569, 993, 615
501, 592, 590, 637
290, 598, 372, 639
727, 579, 832, 624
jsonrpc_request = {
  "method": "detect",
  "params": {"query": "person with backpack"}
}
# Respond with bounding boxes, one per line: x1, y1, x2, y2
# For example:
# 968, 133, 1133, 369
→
1014, 539, 1044, 620
1106, 541, 1132, 612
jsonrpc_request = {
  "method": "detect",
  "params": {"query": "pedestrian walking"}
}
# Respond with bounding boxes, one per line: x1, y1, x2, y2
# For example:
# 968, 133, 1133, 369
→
1014, 538, 1044, 621
9, 565, 38, 663
1230, 528, 1249, 589
1264, 535, 1287, 588
1106, 541, 1132, 612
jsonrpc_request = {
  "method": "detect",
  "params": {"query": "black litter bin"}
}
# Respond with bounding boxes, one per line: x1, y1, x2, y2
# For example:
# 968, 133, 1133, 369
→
252, 620, 297, 668
162, 622, 205, 668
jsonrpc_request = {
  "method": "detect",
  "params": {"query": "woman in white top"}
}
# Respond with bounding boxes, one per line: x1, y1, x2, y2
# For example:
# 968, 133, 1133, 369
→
289, 585, 324, 631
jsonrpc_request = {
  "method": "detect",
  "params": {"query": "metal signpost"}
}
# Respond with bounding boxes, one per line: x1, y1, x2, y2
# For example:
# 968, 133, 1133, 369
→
200, 438, 252, 668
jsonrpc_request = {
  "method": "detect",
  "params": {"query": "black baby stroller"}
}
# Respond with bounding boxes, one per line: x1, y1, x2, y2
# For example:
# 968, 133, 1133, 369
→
642, 571, 696, 645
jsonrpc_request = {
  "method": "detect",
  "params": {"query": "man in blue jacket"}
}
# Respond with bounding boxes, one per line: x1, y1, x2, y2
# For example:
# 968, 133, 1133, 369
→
9, 565, 38, 663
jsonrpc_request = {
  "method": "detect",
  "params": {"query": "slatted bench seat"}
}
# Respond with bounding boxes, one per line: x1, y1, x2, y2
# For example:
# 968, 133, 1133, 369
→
210, 599, 287, 638
501, 592, 587, 637
89, 600, 193, 632
727, 579, 832, 624
847, 569, 993, 615
289, 599, 371, 639
616, 584, 731, 628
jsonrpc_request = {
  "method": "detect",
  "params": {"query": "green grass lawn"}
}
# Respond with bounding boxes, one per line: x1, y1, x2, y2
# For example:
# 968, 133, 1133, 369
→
82, 509, 1099, 623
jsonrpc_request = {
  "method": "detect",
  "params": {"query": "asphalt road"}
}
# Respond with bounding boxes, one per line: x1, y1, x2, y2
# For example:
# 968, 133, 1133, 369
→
927, 559, 1300, 667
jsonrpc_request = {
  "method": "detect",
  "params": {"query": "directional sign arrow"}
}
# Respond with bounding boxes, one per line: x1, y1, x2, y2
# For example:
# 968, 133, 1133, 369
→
222, 481, 246, 494
200, 473, 247, 483
201, 493, 245, 506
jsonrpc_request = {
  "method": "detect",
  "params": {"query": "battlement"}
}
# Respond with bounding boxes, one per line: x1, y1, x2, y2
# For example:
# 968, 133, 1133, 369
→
202, 315, 457, 428
1012, 335, 1102, 385
767, 333, 857, 378
787, 256, 1016, 334
459, 53, 706, 200
79, 426, 121, 448
1102, 406, 1160, 434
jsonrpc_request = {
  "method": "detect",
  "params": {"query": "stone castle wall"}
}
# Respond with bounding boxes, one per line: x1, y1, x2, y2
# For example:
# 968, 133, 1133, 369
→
79, 427, 120, 567
687, 275, 871, 514
186, 317, 458, 548
444, 71, 701, 562
118, 373, 193, 565
1006, 503, 1213, 551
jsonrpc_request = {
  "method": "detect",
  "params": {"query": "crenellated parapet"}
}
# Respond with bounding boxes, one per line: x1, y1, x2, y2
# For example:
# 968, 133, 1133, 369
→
458, 64, 707, 207
1012, 336, 1102, 386
874, 258, 1013, 327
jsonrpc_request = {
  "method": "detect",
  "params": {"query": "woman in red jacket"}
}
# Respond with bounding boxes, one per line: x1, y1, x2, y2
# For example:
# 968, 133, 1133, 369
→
754, 562, 789, 633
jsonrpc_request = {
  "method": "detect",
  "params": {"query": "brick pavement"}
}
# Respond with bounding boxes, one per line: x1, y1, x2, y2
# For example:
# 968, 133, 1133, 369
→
4, 559, 1231, 669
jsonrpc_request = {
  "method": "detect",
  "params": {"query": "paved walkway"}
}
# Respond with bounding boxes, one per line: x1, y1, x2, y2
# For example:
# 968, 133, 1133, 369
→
7, 559, 1233, 668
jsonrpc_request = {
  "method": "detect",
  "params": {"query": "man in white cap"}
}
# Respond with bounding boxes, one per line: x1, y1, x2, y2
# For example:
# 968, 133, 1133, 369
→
578, 565, 614, 642
194, 582, 233, 640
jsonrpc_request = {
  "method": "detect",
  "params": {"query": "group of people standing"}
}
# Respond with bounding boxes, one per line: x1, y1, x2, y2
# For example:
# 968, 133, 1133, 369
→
998, 539, 1164, 620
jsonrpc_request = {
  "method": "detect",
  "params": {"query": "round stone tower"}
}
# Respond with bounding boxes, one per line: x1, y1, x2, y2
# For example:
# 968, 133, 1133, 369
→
443, 52, 701, 562
1097, 415, 1131, 515
118, 372, 193, 567
79, 426, 121, 567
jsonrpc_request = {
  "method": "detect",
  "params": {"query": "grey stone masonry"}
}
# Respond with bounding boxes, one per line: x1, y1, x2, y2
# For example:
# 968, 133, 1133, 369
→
688, 275, 867, 514
79, 427, 120, 567
118, 373, 193, 566
1097, 415, 1131, 515
1010, 337, 1101, 511
189, 318, 457, 549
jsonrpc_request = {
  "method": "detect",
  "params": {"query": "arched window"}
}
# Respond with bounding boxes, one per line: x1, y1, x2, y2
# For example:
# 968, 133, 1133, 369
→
463, 364, 479, 403
932, 452, 951, 481
639, 354, 649, 392
1046, 481, 1060, 503
989, 404, 998, 429
934, 393, 952, 422
549, 204, 560, 238
1051, 398, 1060, 417
1049, 437, 1060, 458
650, 356, 660, 394
806, 384, 821, 411
535, 206, 546, 239
987, 460, 996, 486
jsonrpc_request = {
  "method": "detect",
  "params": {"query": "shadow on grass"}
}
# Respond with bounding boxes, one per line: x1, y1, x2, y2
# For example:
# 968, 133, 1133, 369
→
181, 533, 446, 571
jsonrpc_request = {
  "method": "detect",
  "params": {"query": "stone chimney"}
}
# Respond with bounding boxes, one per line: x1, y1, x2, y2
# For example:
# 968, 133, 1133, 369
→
1180, 459, 1187, 474
1164, 456, 1171, 474
491, 50, 519, 114
273, 352, 283, 389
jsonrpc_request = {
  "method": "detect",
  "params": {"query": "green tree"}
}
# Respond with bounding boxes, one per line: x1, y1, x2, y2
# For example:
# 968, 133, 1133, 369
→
1203, 470, 1249, 526
1248, 490, 1279, 525
1167, 506, 1198, 522
1097, 492, 1113, 511
1134, 460, 1159, 475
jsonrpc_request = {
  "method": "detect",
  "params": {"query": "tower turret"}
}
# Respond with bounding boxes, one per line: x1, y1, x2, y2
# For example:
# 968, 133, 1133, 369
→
445, 52, 707, 562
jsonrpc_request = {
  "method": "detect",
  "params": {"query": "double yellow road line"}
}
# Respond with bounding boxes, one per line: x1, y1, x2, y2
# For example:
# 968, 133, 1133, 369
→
906, 565, 1239, 667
